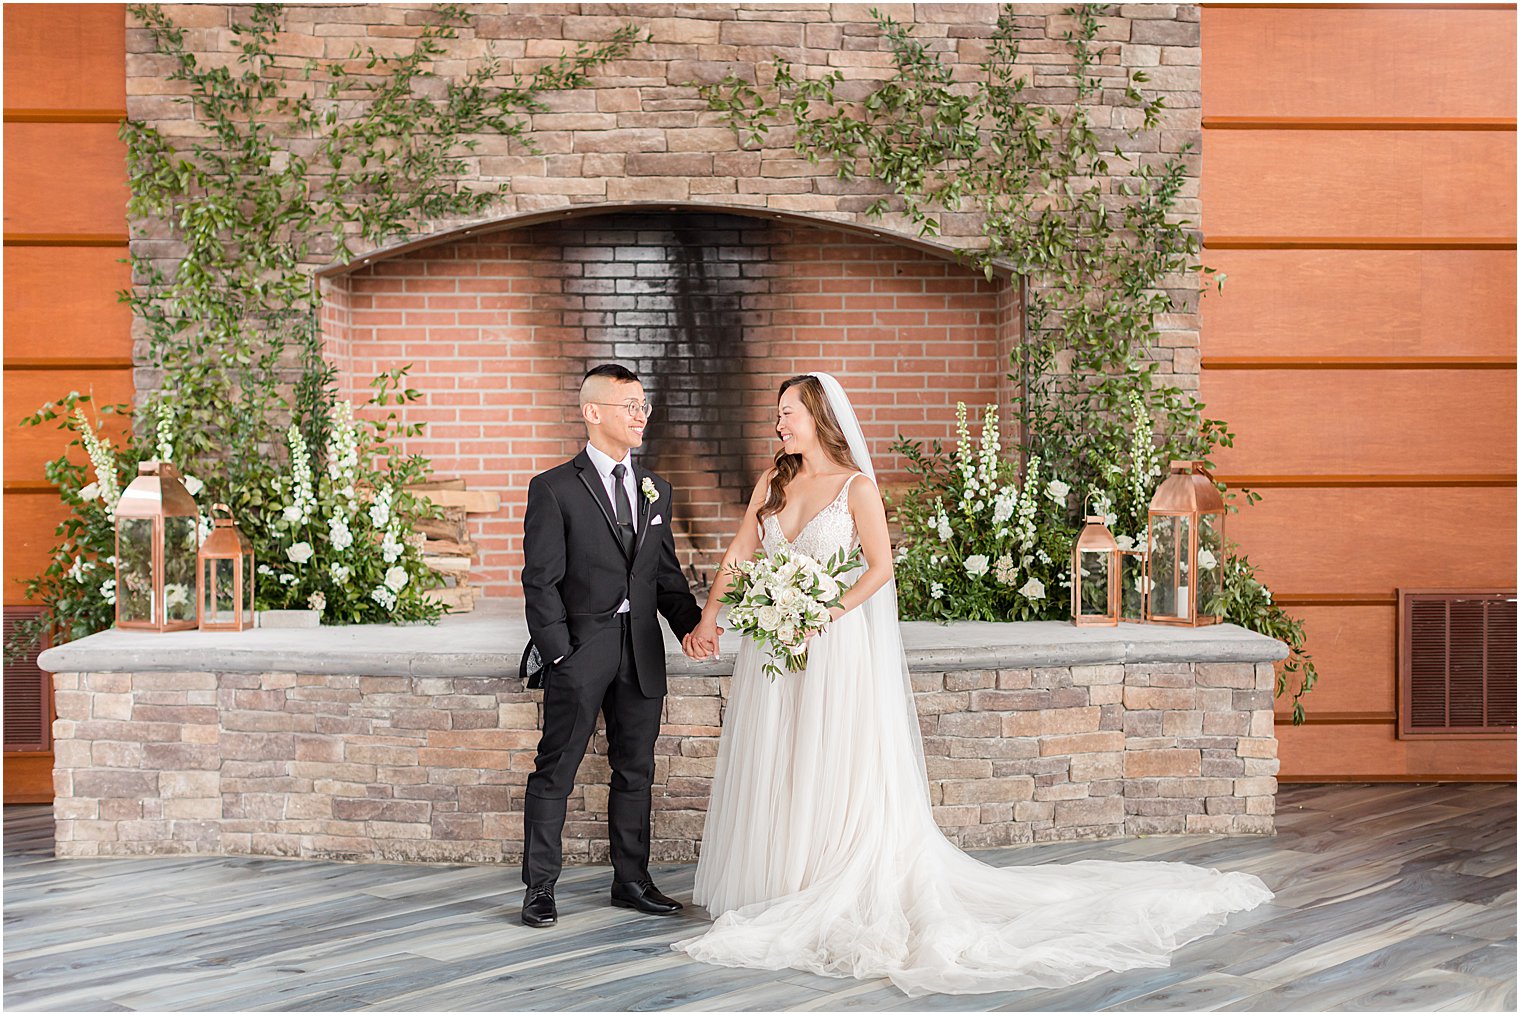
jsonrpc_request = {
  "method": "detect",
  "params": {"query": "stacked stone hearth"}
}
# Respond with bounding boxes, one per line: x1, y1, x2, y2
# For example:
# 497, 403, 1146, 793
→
43, 609, 1281, 863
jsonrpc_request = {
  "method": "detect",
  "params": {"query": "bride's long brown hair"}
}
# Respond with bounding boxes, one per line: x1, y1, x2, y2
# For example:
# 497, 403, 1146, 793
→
758, 375, 859, 523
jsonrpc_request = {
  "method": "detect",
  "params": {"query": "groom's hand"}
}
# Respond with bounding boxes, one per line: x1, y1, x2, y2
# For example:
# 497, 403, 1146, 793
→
682, 626, 722, 660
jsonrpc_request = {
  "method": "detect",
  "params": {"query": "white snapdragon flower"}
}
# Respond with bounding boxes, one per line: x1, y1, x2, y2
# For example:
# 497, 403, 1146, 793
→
964, 554, 990, 578
78, 482, 100, 502
991, 486, 1017, 525
327, 515, 353, 552
929, 581, 945, 600
368, 486, 392, 529
327, 401, 361, 508
383, 565, 409, 593
935, 511, 953, 543
1019, 577, 1046, 600
286, 423, 316, 524
381, 528, 404, 564
286, 541, 314, 565
330, 562, 351, 585
74, 407, 121, 519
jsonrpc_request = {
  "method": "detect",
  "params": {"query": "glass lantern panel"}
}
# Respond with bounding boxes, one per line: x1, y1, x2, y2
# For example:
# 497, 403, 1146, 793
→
211, 558, 239, 624
163, 516, 199, 624
117, 517, 156, 624
1197, 512, 1225, 620
1148, 515, 1181, 618
1077, 549, 1112, 617
243, 552, 255, 617
1120, 551, 1145, 621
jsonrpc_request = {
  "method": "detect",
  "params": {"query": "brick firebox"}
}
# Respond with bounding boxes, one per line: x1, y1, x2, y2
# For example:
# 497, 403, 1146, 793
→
320, 206, 1020, 597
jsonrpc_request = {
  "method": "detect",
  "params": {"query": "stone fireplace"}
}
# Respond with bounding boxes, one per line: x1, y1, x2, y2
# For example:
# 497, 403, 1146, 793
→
319, 206, 1020, 596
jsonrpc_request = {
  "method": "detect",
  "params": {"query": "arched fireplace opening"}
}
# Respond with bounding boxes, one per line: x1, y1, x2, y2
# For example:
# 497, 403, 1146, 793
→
320, 206, 1021, 596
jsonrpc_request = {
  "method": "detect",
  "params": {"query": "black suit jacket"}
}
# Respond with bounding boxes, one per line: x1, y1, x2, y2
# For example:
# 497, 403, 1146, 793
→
520, 449, 703, 698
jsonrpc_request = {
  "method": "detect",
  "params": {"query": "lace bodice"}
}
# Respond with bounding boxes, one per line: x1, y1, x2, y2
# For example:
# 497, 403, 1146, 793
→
759, 473, 862, 563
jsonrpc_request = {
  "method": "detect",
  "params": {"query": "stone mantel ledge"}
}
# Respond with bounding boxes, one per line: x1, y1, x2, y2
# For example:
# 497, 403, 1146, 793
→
39, 600, 1287, 677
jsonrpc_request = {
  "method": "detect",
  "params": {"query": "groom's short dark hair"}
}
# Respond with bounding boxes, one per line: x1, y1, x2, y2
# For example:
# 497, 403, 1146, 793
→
584, 363, 639, 384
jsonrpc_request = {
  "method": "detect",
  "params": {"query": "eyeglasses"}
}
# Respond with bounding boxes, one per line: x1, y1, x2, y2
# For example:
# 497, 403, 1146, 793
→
590, 400, 654, 420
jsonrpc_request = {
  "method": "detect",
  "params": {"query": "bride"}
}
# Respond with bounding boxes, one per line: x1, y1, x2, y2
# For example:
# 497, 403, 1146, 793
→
670, 372, 1273, 997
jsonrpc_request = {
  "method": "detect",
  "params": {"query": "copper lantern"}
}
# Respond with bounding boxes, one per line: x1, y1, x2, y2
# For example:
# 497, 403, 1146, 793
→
198, 503, 254, 631
1145, 460, 1226, 626
114, 460, 200, 631
1071, 515, 1120, 626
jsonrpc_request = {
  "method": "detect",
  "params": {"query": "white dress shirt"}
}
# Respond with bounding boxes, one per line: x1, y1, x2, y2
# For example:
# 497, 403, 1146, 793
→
584, 441, 637, 615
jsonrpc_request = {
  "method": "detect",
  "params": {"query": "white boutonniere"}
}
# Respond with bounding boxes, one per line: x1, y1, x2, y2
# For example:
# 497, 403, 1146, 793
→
641, 476, 658, 504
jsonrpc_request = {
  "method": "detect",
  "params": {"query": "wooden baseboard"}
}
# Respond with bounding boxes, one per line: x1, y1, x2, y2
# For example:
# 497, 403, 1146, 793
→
1280, 774, 1516, 783
3, 752, 53, 803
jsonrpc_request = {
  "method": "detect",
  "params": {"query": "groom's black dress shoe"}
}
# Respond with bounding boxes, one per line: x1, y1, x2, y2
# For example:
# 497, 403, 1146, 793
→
521, 883, 557, 927
611, 879, 683, 914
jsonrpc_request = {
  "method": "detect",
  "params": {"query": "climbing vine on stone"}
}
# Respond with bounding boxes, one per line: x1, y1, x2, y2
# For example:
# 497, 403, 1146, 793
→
12, 3, 641, 650
698, 4, 1316, 720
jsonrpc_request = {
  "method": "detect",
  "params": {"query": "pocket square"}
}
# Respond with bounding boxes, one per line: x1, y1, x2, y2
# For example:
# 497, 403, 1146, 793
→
650, 514, 664, 526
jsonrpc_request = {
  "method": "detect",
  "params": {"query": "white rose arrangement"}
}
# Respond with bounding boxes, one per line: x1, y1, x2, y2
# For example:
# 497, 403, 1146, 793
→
719, 544, 864, 681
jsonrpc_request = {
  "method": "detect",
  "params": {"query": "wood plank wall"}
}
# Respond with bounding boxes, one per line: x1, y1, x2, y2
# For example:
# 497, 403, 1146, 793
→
3, 4, 131, 801
1200, 4, 1517, 780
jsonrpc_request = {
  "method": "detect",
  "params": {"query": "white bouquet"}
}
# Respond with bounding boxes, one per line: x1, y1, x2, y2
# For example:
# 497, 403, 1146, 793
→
720, 544, 863, 681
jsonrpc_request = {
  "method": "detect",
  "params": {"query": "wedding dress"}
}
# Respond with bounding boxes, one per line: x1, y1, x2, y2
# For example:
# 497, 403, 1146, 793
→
670, 373, 1274, 997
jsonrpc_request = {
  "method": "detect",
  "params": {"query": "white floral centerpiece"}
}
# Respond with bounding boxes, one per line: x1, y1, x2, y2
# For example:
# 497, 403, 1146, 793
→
259, 400, 443, 624
890, 402, 1076, 621
720, 544, 863, 681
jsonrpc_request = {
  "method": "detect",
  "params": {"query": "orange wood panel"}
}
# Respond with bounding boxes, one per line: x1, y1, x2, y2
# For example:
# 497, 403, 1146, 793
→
1203, 130, 1516, 239
1199, 249, 1516, 359
1, 753, 55, 803
1201, 369, 1516, 476
2, 4, 126, 112
3, 370, 134, 484
1272, 605, 1398, 717
1225, 487, 1517, 595
3, 247, 132, 362
3, 493, 71, 605
1202, 7, 1516, 120
3, 123, 129, 236
1278, 721, 1515, 780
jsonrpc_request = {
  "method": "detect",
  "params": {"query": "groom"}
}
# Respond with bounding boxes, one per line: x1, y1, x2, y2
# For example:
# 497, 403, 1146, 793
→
518, 363, 716, 928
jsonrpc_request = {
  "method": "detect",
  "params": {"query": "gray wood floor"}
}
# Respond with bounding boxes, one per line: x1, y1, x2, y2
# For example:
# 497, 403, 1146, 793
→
4, 783, 1515, 1012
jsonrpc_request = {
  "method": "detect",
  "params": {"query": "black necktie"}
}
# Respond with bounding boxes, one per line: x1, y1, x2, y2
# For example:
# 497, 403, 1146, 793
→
610, 463, 635, 556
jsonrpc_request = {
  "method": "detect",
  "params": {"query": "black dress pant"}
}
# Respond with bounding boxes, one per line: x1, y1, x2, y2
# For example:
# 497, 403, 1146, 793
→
522, 613, 664, 887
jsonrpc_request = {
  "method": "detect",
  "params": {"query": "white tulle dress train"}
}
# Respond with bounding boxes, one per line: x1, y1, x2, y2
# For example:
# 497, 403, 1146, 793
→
670, 468, 1273, 997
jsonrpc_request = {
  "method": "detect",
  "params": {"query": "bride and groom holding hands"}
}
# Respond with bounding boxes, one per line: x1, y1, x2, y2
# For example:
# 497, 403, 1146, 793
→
519, 363, 1273, 996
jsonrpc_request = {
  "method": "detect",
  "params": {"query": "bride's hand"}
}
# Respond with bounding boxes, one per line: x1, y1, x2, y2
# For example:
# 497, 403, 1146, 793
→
691, 617, 723, 659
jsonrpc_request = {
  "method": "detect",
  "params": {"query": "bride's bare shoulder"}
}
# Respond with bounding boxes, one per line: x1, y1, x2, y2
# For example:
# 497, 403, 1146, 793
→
845, 472, 882, 508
